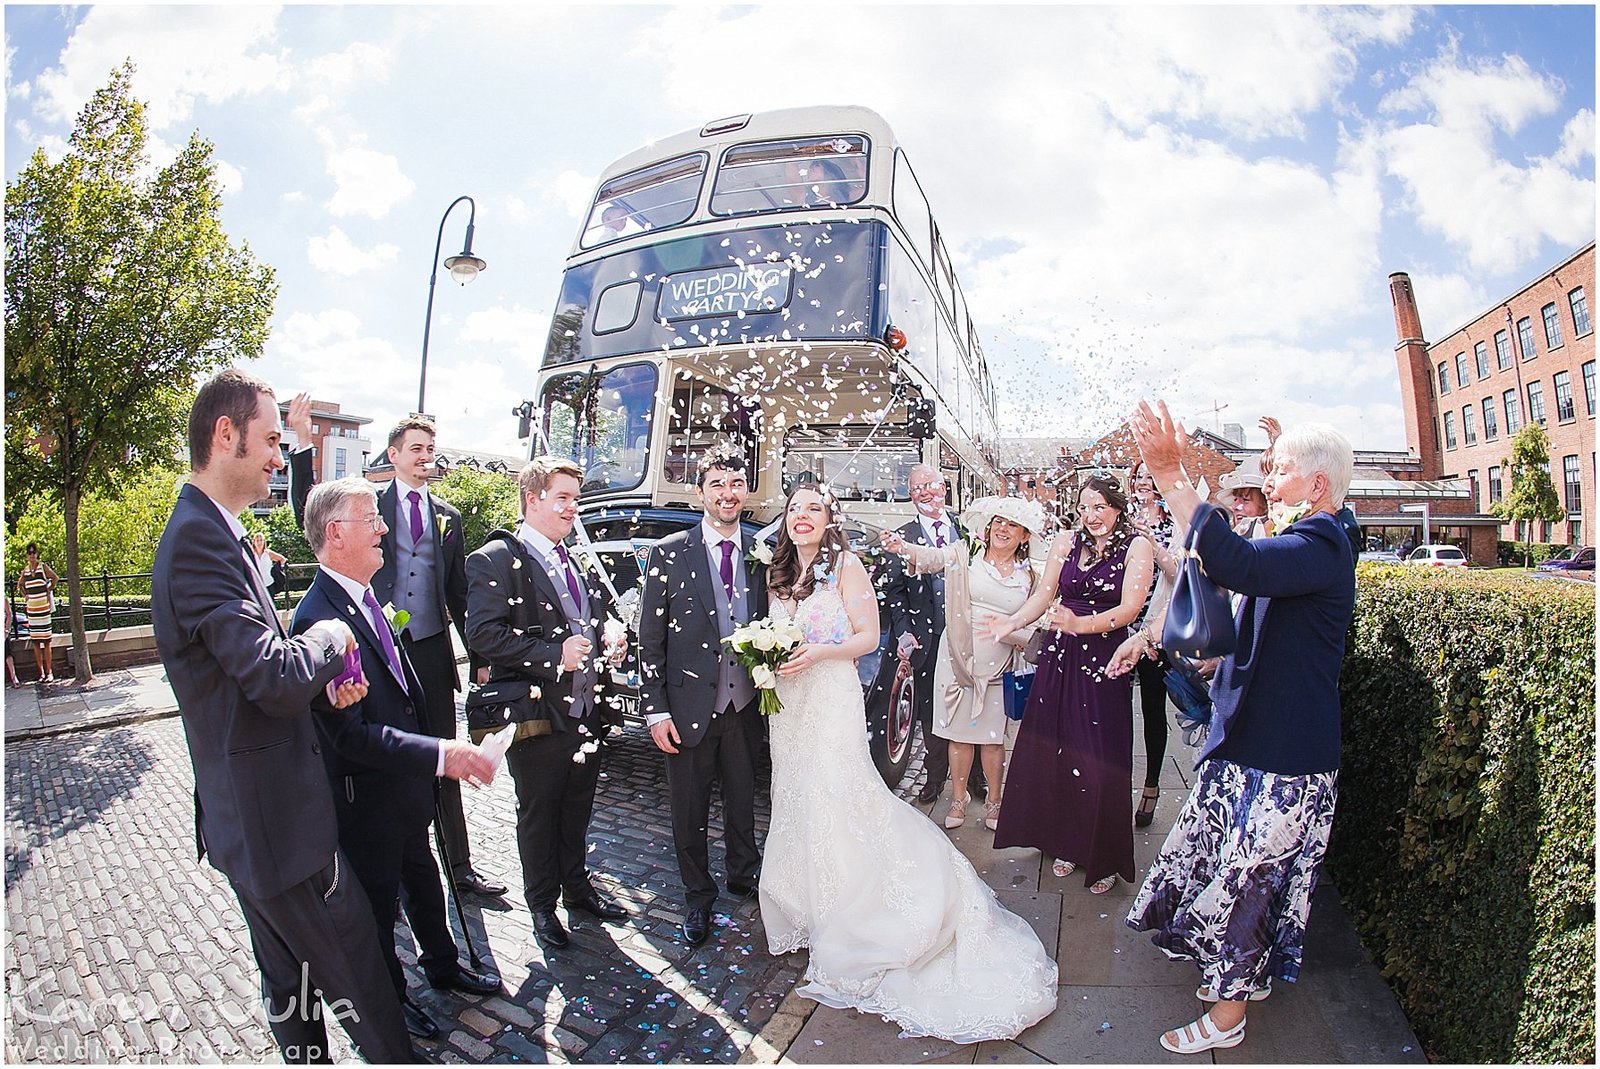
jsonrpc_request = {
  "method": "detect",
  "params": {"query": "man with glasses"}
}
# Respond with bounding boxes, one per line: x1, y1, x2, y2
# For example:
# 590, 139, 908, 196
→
881, 464, 985, 805
292, 479, 503, 1042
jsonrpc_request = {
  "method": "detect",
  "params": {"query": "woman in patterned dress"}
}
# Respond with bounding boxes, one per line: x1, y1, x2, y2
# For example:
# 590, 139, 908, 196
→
16, 543, 58, 683
1111, 403, 1356, 1055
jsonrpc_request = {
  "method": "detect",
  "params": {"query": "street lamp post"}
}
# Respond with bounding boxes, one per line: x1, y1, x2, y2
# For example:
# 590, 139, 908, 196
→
417, 195, 487, 417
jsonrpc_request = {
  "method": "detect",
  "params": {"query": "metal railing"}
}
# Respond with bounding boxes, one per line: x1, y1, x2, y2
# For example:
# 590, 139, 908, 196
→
9, 562, 324, 633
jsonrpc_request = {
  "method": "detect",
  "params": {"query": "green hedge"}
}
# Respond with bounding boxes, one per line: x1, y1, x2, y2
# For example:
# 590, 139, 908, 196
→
1333, 565, 1594, 1062
1497, 540, 1575, 566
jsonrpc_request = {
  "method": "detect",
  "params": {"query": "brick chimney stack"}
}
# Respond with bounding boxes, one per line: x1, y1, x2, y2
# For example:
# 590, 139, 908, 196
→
1389, 272, 1442, 479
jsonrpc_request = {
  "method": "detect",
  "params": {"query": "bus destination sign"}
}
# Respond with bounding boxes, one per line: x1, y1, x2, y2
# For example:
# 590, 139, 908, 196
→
657, 264, 794, 321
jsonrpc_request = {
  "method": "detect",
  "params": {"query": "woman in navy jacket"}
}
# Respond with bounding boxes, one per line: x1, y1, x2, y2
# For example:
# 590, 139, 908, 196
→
1112, 402, 1356, 1056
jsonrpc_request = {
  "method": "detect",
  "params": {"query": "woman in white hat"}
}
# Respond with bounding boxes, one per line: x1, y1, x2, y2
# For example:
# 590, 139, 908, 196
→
881, 496, 1047, 832
1213, 462, 1270, 538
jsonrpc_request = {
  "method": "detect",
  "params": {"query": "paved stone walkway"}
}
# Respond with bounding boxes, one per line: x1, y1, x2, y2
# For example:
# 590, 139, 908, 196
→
3, 664, 1425, 1064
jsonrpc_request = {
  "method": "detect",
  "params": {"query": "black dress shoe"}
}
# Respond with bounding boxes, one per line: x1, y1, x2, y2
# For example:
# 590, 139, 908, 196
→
401, 997, 440, 1040
970, 777, 988, 801
681, 907, 710, 946
725, 879, 758, 898
916, 783, 941, 805
532, 909, 570, 948
453, 870, 508, 897
428, 966, 502, 997
563, 890, 627, 921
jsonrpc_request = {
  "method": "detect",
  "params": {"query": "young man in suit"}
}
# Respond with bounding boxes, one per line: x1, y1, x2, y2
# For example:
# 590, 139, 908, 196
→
152, 369, 413, 1064
291, 479, 502, 1042
464, 456, 630, 951
637, 454, 766, 946
288, 406, 503, 900
880, 464, 985, 805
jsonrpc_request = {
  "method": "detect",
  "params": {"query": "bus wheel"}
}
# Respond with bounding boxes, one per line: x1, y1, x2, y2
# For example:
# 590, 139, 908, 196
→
866, 658, 914, 789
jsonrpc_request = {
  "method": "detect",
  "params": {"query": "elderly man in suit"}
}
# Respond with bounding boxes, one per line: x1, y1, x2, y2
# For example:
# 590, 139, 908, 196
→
465, 456, 630, 951
288, 405, 503, 900
291, 478, 503, 1042
152, 369, 412, 1064
637, 454, 766, 946
879, 464, 985, 805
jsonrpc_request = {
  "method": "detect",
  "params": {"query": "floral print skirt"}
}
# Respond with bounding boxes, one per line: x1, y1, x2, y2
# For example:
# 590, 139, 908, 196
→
1124, 758, 1338, 1000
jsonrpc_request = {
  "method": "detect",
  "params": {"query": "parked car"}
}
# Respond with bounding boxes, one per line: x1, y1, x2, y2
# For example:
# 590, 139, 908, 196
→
1358, 549, 1402, 563
1537, 546, 1594, 575
1404, 545, 1469, 568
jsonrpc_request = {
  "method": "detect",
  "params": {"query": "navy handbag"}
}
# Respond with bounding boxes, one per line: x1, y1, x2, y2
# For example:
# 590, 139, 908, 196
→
1162, 516, 1237, 660
1002, 669, 1034, 721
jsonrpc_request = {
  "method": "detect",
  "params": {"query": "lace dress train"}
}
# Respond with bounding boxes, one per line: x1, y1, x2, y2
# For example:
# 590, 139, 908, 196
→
759, 589, 1058, 1043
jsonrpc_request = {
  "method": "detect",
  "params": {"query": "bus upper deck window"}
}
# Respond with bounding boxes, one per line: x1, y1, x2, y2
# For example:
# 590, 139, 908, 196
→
711, 135, 868, 216
581, 153, 707, 249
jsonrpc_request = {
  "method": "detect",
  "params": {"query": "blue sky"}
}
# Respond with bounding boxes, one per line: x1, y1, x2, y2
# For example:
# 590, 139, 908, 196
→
5, 4, 1594, 460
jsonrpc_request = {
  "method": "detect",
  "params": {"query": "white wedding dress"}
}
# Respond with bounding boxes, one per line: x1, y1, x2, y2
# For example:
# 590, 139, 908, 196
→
759, 586, 1059, 1043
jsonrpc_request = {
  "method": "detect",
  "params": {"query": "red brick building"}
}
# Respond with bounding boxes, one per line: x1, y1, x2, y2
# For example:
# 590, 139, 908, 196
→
1390, 243, 1595, 548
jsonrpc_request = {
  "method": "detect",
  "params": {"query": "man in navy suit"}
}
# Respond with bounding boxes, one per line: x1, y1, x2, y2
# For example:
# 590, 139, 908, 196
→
290, 478, 502, 1041
153, 369, 412, 1063
288, 405, 501, 899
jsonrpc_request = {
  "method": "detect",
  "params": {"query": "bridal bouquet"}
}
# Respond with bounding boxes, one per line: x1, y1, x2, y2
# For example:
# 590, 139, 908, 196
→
724, 616, 805, 715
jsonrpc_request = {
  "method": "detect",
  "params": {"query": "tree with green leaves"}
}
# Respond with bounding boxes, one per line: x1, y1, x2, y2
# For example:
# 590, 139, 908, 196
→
5, 63, 277, 681
1490, 423, 1565, 566
433, 466, 521, 555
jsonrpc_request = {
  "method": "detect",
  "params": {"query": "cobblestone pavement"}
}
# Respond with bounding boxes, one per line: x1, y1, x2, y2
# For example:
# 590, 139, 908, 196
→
5, 714, 909, 1064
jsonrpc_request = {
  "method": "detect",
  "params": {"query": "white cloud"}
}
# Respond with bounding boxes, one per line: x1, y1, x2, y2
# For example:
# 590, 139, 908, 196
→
458, 305, 551, 365
306, 226, 400, 276
1379, 51, 1595, 271
214, 158, 243, 196
28, 6, 285, 132
322, 141, 415, 218
545, 169, 596, 220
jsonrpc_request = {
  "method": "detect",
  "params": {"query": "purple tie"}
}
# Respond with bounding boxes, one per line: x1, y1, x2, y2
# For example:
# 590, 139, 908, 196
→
553, 543, 583, 605
719, 540, 736, 601
361, 588, 405, 686
933, 520, 946, 547
407, 489, 425, 544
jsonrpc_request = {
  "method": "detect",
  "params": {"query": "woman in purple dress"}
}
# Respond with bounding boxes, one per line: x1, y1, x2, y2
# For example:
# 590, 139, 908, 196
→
985, 475, 1153, 894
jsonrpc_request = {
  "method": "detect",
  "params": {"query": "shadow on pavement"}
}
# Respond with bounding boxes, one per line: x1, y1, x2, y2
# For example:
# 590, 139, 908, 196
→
5, 727, 154, 890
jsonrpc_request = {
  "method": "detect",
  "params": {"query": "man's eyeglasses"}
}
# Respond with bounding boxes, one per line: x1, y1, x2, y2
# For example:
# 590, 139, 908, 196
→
333, 513, 385, 532
909, 481, 946, 493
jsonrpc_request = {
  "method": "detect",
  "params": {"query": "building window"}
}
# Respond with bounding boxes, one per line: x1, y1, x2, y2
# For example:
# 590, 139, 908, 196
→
1563, 454, 1582, 513
1572, 519, 1583, 545
1443, 410, 1458, 450
1474, 341, 1490, 379
1437, 361, 1451, 395
1554, 370, 1575, 422
1455, 352, 1469, 388
1462, 405, 1477, 445
1482, 396, 1499, 440
334, 447, 348, 479
1517, 316, 1537, 360
1488, 465, 1503, 504
1584, 360, 1596, 417
1431, 417, 1440, 452
1466, 468, 1480, 505
1571, 287, 1592, 336
1503, 389, 1522, 433
1542, 302, 1564, 349
1527, 381, 1547, 425
1494, 329, 1512, 370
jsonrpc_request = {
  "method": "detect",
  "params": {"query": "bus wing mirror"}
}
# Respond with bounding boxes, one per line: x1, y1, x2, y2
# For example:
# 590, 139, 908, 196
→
906, 400, 936, 439
513, 400, 535, 441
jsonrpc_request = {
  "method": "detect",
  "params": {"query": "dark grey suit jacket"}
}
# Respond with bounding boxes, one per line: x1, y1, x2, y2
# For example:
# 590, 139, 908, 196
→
152, 483, 347, 900
635, 525, 768, 748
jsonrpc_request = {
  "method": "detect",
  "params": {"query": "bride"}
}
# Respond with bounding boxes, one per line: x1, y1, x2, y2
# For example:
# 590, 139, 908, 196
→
759, 483, 1058, 1043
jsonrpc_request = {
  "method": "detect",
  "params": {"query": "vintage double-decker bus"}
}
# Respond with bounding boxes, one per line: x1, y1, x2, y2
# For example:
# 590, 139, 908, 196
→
520, 105, 1001, 785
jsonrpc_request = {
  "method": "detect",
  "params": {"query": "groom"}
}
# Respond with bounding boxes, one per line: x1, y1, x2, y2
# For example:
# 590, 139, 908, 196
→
637, 453, 766, 946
